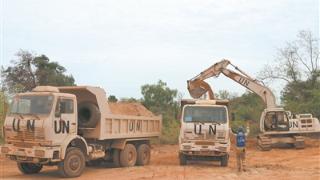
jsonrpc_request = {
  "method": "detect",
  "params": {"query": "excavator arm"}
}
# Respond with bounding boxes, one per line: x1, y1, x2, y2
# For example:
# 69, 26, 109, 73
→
187, 59, 277, 108
187, 60, 230, 99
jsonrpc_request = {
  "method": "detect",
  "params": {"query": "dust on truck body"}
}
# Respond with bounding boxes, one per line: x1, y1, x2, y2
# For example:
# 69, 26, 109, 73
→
179, 99, 230, 166
0, 86, 162, 177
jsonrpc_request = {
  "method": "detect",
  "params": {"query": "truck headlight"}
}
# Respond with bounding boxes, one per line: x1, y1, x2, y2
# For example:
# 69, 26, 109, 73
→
1, 147, 9, 153
217, 131, 226, 140
217, 146, 227, 152
183, 145, 191, 150
35, 150, 45, 157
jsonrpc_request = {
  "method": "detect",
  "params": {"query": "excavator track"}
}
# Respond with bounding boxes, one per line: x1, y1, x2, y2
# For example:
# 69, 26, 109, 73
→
257, 135, 272, 151
293, 136, 305, 149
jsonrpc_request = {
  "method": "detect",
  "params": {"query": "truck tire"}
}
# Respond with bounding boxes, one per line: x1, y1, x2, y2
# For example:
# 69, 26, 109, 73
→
220, 154, 229, 167
136, 144, 151, 166
58, 147, 85, 178
112, 149, 121, 167
78, 102, 100, 128
179, 153, 187, 166
17, 163, 43, 174
119, 144, 137, 167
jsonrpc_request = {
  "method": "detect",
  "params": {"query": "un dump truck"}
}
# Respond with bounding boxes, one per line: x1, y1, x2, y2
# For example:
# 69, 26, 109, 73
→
0, 86, 162, 177
179, 99, 230, 166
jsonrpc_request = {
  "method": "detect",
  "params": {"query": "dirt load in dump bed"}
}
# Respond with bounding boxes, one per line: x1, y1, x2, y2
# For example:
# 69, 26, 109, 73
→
108, 102, 155, 117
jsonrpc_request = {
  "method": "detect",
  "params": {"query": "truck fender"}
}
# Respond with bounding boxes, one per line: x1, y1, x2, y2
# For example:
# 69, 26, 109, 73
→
111, 139, 127, 150
111, 138, 151, 150
61, 135, 89, 160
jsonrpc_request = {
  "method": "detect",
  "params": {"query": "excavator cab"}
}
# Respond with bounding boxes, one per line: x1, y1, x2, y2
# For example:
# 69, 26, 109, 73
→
264, 111, 290, 131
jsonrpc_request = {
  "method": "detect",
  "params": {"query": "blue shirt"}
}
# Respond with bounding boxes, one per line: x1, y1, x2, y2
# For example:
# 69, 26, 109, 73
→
236, 131, 246, 147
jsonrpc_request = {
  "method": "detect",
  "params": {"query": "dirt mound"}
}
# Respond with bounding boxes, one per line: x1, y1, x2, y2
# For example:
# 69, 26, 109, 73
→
108, 102, 155, 117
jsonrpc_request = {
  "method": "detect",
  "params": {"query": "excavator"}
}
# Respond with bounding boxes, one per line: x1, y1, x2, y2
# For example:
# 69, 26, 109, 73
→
187, 59, 320, 150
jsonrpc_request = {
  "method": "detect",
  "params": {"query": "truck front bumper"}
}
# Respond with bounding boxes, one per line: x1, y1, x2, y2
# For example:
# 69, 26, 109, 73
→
179, 142, 229, 156
0, 144, 61, 163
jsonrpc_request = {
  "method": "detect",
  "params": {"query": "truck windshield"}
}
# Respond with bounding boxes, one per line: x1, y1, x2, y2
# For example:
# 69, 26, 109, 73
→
183, 106, 227, 123
10, 95, 54, 115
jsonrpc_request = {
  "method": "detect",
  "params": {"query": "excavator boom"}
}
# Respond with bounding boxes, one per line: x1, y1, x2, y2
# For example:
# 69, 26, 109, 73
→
187, 59, 230, 100
187, 59, 277, 108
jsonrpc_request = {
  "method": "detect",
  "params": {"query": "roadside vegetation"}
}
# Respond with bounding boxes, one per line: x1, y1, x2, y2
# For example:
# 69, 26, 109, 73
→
0, 92, 7, 144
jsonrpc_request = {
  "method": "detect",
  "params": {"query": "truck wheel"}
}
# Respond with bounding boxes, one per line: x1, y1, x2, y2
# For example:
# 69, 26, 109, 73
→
17, 163, 43, 174
58, 147, 85, 178
220, 154, 229, 167
112, 149, 121, 167
179, 153, 187, 166
119, 144, 137, 167
78, 102, 100, 128
136, 144, 151, 166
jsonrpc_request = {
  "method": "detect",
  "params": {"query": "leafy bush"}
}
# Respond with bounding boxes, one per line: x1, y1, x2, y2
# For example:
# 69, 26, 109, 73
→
0, 92, 7, 144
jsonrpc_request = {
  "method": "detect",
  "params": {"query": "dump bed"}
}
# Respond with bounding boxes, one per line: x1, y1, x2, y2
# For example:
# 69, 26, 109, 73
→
58, 86, 162, 140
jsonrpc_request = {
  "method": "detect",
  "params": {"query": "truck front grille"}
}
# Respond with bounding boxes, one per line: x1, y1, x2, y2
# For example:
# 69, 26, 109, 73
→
6, 128, 45, 142
195, 141, 215, 146
16, 129, 45, 140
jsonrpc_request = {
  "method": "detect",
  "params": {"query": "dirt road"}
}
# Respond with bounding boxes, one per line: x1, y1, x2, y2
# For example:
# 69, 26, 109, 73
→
1, 138, 319, 180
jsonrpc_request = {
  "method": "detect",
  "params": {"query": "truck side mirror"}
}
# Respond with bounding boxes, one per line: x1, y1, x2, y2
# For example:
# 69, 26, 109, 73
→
55, 99, 61, 117
231, 113, 235, 121
55, 111, 61, 118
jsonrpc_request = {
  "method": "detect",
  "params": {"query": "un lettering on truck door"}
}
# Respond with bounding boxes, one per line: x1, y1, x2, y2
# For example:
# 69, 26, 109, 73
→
53, 98, 76, 135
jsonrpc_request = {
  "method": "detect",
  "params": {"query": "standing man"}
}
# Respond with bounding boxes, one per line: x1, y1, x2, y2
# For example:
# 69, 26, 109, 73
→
231, 123, 250, 172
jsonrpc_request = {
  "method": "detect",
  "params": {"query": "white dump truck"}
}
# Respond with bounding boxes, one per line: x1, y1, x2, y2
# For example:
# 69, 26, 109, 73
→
179, 99, 230, 166
0, 86, 162, 177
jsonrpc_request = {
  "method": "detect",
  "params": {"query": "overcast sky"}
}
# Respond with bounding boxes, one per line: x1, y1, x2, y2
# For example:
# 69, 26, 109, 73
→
1, 0, 319, 101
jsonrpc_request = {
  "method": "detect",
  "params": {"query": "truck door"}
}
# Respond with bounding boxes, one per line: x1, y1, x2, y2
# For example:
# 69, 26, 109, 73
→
53, 97, 77, 142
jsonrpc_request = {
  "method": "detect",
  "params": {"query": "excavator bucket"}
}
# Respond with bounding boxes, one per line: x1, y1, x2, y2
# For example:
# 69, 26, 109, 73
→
187, 79, 215, 99
187, 59, 230, 100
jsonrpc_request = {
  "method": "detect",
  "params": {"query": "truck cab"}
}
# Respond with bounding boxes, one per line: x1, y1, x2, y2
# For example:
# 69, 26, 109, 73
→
1, 86, 161, 178
2, 86, 78, 162
178, 99, 230, 166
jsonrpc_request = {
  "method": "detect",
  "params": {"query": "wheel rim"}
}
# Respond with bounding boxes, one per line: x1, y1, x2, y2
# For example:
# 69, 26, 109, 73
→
128, 151, 134, 163
69, 155, 81, 171
142, 150, 149, 161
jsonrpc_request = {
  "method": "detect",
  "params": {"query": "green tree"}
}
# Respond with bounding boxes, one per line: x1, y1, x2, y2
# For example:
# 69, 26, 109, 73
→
216, 90, 238, 99
229, 91, 265, 136
259, 30, 319, 118
0, 92, 7, 143
141, 80, 180, 144
108, 95, 118, 102
1, 50, 75, 93
282, 75, 320, 119
141, 80, 179, 116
